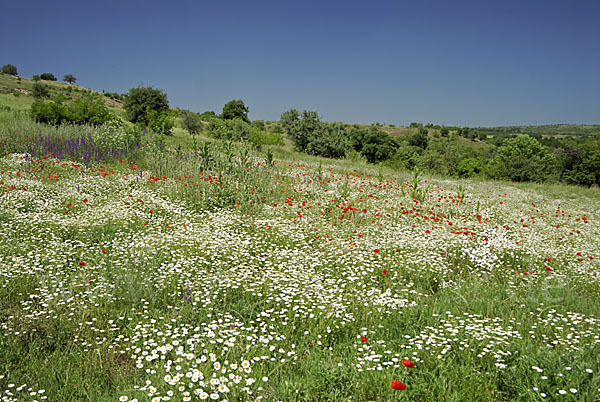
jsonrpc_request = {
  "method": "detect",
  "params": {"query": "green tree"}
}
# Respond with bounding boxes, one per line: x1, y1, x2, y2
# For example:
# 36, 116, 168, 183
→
440, 126, 449, 137
181, 110, 203, 135
222, 99, 249, 122
123, 85, 169, 125
39, 73, 57, 81
282, 110, 320, 152
32, 74, 41, 82
63, 74, 76, 84
488, 135, 557, 182
280, 109, 299, 134
1, 64, 17, 75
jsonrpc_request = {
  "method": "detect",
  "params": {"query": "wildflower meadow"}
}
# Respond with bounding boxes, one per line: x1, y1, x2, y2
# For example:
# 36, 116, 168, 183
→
1, 121, 599, 401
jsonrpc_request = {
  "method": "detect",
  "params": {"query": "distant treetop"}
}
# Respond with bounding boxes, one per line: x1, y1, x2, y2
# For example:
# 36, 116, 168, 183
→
39, 73, 57, 81
1, 64, 18, 76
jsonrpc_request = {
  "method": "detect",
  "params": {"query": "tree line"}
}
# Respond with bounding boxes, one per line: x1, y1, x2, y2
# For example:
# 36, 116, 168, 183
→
279, 109, 600, 188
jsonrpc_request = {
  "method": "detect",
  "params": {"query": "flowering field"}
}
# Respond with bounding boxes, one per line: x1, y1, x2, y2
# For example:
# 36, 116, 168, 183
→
1, 147, 599, 401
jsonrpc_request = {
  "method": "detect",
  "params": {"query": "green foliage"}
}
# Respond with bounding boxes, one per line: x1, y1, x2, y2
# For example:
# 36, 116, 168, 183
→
30, 96, 113, 126
145, 108, 175, 136
31, 83, 50, 98
206, 117, 250, 141
384, 145, 422, 171
30, 100, 63, 125
123, 86, 169, 125
305, 122, 350, 159
200, 111, 216, 120
251, 120, 265, 130
487, 135, 558, 182
281, 109, 318, 152
63, 74, 76, 84
181, 110, 203, 135
440, 126, 449, 136
1, 64, 17, 75
409, 130, 429, 149
222, 99, 249, 122
39, 73, 57, 81
249, 126, 284, 146
32, 74, 40, 82
457, 157, 485, 178
350, 127, 398, 164
90, 123, 139, 150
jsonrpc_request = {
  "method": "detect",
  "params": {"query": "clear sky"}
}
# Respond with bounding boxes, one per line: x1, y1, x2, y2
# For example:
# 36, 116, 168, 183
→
2, 0, 599, 126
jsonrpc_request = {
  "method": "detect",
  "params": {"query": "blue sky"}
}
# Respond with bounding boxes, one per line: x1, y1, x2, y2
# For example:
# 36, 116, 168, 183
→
2, 0, 599, 126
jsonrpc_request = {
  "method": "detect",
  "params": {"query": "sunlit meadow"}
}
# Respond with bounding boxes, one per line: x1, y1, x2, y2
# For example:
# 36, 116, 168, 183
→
1, 123, 599, 401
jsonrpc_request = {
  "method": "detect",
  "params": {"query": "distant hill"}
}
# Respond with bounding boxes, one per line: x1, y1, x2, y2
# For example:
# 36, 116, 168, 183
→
0, 73, 124, 113
476, 124, 600, 138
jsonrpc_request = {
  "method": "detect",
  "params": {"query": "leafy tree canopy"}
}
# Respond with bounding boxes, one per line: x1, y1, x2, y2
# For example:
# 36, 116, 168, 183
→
39, 73, 57, 81
1, 64, 17, 75
222, 99, 249, 122
123, 86, 169, 125
63, 74, 76, 84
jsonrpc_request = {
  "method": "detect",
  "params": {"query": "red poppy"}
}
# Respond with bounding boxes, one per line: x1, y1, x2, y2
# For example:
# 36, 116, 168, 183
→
360, 336, 368, 342
391, 380, 406, 390
83, 198, 88, 203
402, 359, 415, 368
373, 249, 380, 253
102, 248, 107, 253
382, 269, 388, 275
79, 261, 86, 266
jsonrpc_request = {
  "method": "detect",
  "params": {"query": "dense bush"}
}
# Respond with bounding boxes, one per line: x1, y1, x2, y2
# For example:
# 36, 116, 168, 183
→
39, 73, 57, 81
349, 127, 398, 164
409, 130, 429, 149
385, 145, 422, 170
31, 96, 113, 126
1, 64, 17, 75
457, 157, 485, 178
32, 83, 50, 98
305, 123, 350, 159
487, 135, 557, 182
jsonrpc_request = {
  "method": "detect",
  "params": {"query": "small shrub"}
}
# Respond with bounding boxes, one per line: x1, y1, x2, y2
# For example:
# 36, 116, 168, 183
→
32, 83, 50, 98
